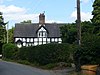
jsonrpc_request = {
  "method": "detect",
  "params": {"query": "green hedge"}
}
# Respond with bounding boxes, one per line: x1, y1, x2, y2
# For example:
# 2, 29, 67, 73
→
18, 43, 73, 65
2, 43, 18, 59
2, 43, 74, 66
0, 42, 3, 54
74, 34, 100, 65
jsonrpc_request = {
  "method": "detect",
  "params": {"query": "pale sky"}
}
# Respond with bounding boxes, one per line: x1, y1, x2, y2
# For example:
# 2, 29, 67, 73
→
0, 0, 94, 29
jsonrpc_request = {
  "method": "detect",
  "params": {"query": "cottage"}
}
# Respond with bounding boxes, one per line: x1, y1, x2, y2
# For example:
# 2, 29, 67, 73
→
14, 13, 65, 48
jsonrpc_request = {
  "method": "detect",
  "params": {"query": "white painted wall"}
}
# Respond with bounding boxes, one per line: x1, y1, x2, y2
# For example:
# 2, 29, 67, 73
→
15, 37, 62, 47
17, 43, 22, 48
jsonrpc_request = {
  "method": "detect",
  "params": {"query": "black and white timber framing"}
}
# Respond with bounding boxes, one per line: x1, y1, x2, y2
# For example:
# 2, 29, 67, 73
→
14, 13, 66, 48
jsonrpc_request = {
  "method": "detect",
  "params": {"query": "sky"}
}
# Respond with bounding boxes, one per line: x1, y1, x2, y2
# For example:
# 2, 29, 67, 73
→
0, 0, 94, 29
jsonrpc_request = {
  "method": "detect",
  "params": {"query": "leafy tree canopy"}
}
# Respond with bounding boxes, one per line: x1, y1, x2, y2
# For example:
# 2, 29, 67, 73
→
21, 20, 32, 23
91, 0, 100, 26
8, 27, 15, 43
91, 0, 100, 36
0, 12, 7, 43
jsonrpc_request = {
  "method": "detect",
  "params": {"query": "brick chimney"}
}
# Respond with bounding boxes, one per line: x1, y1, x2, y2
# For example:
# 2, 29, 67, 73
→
39, 13, 45, 24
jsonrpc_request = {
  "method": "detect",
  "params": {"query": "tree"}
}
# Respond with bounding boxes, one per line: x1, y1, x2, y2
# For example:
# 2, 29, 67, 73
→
0, 12, 6, 43
91, 0, 100, 35
81, 21, 94, 35
60, 23, 77, 44
74, 34, 100, 65
8, 27, 15, 43
21, 20, 32, 23
91, 0, 100, 26
0, 12, 7, 54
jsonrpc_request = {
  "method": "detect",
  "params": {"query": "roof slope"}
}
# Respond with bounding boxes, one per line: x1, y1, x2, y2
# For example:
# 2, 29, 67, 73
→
14, 23, 66, 38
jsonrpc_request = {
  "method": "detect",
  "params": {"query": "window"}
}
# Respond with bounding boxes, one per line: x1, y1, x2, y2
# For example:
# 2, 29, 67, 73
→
34, 38, 38, 45
55, 38, 58, 42
51, 38, 54, 42
23, 43, 26, 46
30, 38, 33, 42
27, 38, 30, 42
38, 27, 47, 37
23, 38, 26, 42
47, 38, 50, 42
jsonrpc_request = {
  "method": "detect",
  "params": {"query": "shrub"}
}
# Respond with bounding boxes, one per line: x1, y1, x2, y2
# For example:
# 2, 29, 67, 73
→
2, 43, 18, 59
18, 43, 73, 65
17, 46, 34, 61
0, 42, 3, 54
74, 34, 100, 65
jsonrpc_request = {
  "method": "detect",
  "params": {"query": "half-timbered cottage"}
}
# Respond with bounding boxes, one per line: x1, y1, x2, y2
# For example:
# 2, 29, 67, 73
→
14, 13, 65, 48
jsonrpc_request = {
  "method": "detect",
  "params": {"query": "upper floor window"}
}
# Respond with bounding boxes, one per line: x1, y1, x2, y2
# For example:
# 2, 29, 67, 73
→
38, 27, 47, 37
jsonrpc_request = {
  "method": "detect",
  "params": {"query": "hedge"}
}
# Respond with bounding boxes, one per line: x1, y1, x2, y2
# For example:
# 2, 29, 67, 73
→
2, 43, 18, 59
74, 35, 100, 65
0, 42, 3, 54
18, 43, 73, 65
2, 43, 74, 66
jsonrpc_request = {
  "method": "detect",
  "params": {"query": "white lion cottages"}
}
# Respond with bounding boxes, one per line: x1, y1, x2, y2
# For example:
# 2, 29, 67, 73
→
14, 13, 65, 48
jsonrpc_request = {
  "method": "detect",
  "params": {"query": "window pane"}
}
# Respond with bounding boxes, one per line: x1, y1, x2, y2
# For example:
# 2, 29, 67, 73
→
51, 38, 54, 42
39, 38, 42, 41
59, 38, 62, 42
39, 42, 42, 45
34, 42, 38, 46
43, 38, 46, 41
34, 38, 38, 41
23, 43, 26, 46
43, 41, 46, 44
27, 38, 29, 42
55, 38, 58, 42
47, 38, 50, 41
30, 38, 33, 42
23, 38, 26, 42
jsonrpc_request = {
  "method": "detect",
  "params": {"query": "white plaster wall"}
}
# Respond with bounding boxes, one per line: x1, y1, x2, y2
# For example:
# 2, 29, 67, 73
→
34, 38, 38, 41
43, 41, 46, 44
43, 38, 46, 41
27, 38, 30, 42
23, 38, 26, 42
39, 38, 42, 41
34, 42, 38, 46
23, 43, 26, 46
55, 38, 58, 42
59, 38, 62, 42
47, 38, 50, 41
30, 38, 33, 42
51, 38, 54, 42
38, 42, 42, 45
15, 38, 23, 42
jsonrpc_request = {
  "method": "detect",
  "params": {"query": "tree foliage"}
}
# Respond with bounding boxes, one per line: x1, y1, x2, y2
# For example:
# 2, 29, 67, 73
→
21, 20, 32, 23
2, 43, 18, 59
91, 0, 100, 26
8, 27, 15, 43
91, 0, 100, 36
74, 34, 100, 65
60, 23, 77, 44
60, 21, 93, 44
0, 12, 7, 44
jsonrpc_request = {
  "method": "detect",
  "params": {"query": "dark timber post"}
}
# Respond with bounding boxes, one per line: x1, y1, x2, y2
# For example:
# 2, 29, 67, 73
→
77, 0, 81, 45
75, 0, 81, 72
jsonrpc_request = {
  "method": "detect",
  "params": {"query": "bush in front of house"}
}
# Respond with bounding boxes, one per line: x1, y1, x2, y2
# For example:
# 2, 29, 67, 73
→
0, 42, 3, 54
74, 34, 100, 66
18, 43, 73, 66
17, 46, 34, 61
2, 43, 18, 59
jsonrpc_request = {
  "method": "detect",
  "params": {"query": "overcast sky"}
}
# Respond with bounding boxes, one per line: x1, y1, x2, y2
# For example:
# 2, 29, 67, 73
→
0, 0, 94, 29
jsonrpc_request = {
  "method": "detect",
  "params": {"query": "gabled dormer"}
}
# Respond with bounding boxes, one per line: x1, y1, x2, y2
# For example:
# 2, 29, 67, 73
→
36, 26, 48, 38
